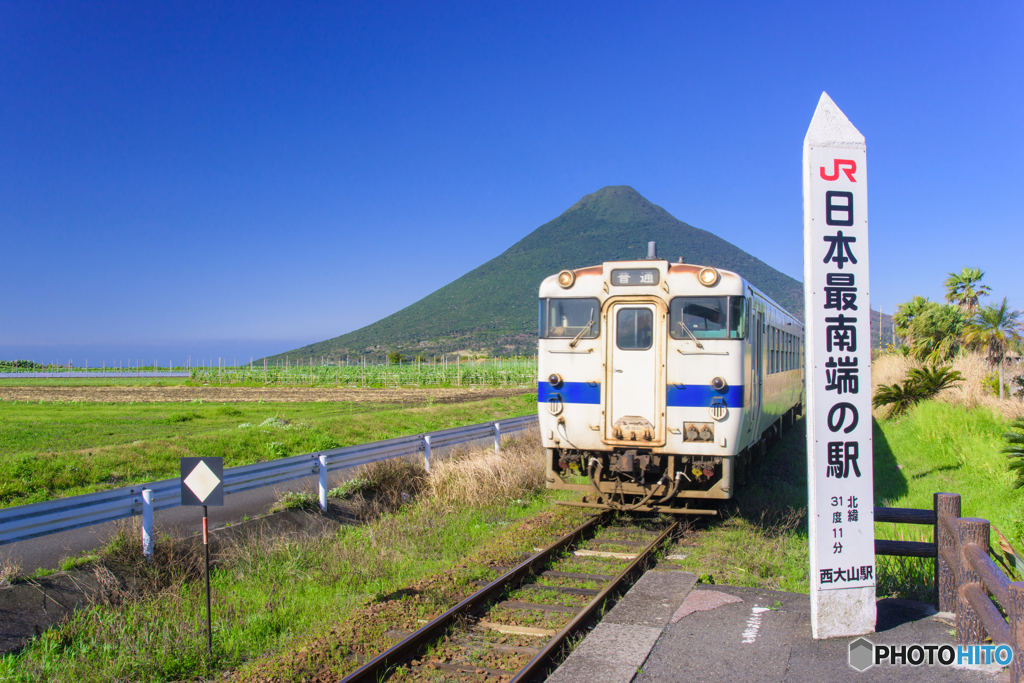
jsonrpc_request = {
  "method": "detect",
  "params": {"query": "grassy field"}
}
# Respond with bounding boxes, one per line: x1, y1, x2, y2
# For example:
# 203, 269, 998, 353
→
0, 356, 538, 388
872, 400, 1024, 600
0, 393, 535, 508
0, 378, 188, 387
0, 434, 587, 683
669, 399, 1023, 601
668, 414, 810, 593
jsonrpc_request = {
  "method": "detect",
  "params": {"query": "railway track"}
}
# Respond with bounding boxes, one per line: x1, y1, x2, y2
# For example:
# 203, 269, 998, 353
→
339, 513, 680, 682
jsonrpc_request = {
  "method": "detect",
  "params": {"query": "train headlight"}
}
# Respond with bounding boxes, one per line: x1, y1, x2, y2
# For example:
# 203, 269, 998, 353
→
698, 267, 719, 287
711, 377, 727, 391
557, 270, 576, 288
548, 373, 563, 388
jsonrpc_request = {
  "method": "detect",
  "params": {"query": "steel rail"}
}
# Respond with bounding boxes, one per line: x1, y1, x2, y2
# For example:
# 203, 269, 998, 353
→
337, 513, 608, 683
509, 520, 680, 682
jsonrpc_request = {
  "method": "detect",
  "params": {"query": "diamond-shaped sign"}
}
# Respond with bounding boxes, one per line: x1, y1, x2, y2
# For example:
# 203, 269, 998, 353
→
181, 457, 224, 506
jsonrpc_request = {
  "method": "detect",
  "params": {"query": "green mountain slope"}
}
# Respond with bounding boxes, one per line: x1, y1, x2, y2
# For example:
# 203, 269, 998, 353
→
272, 186, 807, 361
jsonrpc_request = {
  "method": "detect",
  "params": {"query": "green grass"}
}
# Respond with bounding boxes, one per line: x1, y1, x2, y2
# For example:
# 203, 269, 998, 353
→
186, 359, 537, 387
0, 474, 582, 682
668, 400, 1023, 599
0, 393, 535, 507
0, 378, 189, 387
872, 400, 1024, 600
668, 416, 811, 593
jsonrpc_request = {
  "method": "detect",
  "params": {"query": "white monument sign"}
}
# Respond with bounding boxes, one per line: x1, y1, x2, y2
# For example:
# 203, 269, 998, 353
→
803, 92, 876, 638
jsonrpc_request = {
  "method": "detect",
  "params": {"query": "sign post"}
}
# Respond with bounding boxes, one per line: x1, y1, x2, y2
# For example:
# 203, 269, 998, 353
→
181, 456, 224, 656
803, 92, 876, 638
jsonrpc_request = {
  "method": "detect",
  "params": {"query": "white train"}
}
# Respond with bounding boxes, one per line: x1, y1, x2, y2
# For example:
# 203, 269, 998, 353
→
538, 243, 804, 514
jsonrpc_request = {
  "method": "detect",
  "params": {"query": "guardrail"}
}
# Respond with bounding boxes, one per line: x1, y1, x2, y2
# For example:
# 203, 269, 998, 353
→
875, 493, 1024, 680
0, 415, 539, 553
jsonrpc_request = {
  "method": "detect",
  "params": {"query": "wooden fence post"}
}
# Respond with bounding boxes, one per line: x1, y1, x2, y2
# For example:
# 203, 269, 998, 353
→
935, 492, 961, 612
956, 517, 990, 645
1008, 582, 1024, 682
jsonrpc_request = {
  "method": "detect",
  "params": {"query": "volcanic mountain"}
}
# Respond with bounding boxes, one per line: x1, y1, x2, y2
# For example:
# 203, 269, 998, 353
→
270, 186, 810, 360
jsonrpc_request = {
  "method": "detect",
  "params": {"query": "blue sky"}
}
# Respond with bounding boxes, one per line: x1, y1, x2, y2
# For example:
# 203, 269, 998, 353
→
2, 1, 1021, 365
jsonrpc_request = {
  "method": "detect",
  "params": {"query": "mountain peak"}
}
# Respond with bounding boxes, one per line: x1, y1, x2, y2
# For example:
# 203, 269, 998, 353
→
564, 185, 670, 222
267, 186, 805, 361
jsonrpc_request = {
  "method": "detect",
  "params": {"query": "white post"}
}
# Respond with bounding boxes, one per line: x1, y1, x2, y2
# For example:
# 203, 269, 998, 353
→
493, 423, 501, 453
423, 435, 432, 472
318, 455, 328, 511
142, 488, 154, 562
803, 92, 876, 638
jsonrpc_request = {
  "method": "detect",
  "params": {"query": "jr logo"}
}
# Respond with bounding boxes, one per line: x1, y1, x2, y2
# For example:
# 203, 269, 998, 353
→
820, 159, 857, 182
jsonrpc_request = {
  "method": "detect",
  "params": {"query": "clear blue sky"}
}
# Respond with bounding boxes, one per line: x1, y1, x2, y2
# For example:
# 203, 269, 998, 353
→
2, 1, 1021, 365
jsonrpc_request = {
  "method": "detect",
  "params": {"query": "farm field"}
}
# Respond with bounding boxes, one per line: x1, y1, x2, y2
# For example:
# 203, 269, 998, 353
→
0, 384, 527, 404
0, 356, 538, 388
0, 390, 534, 508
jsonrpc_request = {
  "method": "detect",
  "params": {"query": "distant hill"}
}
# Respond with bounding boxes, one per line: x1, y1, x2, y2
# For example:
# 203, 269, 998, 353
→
266, 186, 890, 361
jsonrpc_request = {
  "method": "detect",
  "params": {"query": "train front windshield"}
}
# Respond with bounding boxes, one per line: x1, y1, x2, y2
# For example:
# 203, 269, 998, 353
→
539, 298, 601, 338
669, 296, 747, 339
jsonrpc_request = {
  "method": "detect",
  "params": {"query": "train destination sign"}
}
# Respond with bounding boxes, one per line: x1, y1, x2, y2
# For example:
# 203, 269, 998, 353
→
802, 92, 876, 638
610, 268, 660, 286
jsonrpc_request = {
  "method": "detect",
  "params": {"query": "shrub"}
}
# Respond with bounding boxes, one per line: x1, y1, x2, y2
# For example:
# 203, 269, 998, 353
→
427, 432, 545, 510
873, 364, 963, 418
1003, 417, 1024, 489
270, 490, 320, 513
328, 477, 371, 500
983, 372, 1012, 398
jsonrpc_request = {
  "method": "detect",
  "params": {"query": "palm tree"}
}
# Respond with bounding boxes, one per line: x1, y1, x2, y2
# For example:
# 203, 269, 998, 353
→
892, 295, 931, 345
962, 298, 1024, 400
892, 297, 966, 362
944, 267, 991, 312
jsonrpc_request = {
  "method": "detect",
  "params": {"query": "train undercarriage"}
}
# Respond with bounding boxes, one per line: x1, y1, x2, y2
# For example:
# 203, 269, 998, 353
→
546, 407, 801, 515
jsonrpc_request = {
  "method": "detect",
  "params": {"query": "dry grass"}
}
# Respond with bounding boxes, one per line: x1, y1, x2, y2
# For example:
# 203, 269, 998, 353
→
0, 553, 21, 587
427, 431, 546, 511
873, 351, 1024, 420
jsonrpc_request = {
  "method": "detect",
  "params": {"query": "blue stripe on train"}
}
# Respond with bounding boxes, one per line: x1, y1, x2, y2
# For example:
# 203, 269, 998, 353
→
538, 382, 745, 408
666, 384, 744, 408
538, 381, 601, 404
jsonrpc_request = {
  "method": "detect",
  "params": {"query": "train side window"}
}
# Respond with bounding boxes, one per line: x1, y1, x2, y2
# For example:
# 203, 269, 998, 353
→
616, 308, 653, 350
542, 298, 601, 339
669, 297, 728, 339
772, 328, 777, 374
729, 296, 747, 339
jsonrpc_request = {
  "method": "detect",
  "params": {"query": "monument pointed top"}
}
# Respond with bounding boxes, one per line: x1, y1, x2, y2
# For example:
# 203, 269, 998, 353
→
804, 92, 865, 150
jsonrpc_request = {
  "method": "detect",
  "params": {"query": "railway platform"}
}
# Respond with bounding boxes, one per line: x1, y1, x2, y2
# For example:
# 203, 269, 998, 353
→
547, 569, 1007, 683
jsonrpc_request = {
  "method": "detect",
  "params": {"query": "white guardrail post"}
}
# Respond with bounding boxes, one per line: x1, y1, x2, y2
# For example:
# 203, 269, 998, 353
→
318, 455, 328, 512
423, 435, 432, 472
493, 422, 501, 453
141, 488, 154, 562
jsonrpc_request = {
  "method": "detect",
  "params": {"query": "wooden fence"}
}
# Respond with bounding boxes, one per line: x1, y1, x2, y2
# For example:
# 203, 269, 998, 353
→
875, 492, 1023, 680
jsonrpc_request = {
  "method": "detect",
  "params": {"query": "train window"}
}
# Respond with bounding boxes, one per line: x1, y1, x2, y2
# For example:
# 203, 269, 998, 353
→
729, 297, 747, 339
669, 296, 747, 340
616, 308, 653, 350
539, 298, 601, 339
